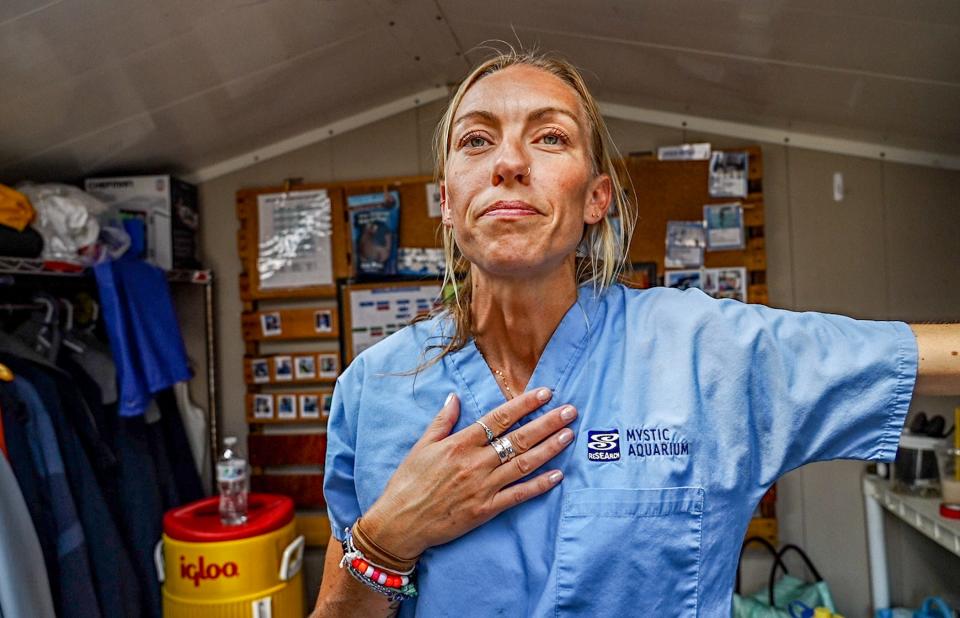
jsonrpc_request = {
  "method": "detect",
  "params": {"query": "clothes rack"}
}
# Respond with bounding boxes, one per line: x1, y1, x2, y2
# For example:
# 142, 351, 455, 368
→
0, 259, 219, 483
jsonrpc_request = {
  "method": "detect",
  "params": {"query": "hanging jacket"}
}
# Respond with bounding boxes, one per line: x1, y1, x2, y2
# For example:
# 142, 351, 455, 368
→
4, 375, 101, 618
0, 448, 56, 618
2, 356, 141, 618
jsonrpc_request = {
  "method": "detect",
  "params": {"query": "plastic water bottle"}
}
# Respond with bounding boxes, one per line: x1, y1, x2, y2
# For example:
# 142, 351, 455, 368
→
218, 436, 249, 525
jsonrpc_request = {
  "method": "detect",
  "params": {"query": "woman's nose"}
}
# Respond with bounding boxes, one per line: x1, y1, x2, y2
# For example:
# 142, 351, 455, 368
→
491, 141, 531, 187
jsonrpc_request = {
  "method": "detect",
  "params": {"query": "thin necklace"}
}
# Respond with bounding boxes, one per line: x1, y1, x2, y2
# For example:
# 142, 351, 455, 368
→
475, 344, 515, 400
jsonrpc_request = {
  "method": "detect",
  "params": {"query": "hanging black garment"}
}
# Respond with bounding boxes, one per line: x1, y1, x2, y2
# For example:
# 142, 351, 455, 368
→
155, 388, 204, 505
57, 353, 164, 618
113, 414, 166, 618
0, 355, 142, 618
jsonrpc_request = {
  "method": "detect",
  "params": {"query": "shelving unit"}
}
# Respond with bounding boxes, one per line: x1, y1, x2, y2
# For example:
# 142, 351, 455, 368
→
0, 258, 220, 483
862, 475, 960, 610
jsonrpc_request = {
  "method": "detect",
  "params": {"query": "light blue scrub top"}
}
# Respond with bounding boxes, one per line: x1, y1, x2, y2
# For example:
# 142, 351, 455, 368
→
325, 284, 917, 617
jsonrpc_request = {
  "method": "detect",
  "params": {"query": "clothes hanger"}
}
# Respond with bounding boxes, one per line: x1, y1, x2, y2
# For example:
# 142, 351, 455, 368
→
33, 296, 56, 352
59, 298, 85, 354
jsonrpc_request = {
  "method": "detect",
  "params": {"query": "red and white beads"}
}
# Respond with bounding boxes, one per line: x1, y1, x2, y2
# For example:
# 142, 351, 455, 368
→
350, 558, 410, 588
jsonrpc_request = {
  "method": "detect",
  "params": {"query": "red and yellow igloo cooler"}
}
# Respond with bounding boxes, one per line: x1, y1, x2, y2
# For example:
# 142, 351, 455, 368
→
158, 494, 305, 617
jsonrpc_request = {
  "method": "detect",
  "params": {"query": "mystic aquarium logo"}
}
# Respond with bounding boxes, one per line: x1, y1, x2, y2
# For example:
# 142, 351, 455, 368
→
625, 426, 690, 458
587, 426, 690, 462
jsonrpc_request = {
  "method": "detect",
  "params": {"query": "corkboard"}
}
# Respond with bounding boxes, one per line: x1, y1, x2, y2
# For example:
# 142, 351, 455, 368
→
624, 145, 767, 304
236, 174, 446, 536
235, 174, 440, 301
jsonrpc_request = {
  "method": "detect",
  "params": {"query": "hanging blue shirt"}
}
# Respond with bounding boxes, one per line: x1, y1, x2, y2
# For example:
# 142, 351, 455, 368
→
93, 258, 192, 416
324, 283, 917, 617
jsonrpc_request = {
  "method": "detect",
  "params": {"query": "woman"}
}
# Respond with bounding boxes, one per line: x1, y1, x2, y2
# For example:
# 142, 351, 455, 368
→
312, 50, 958, 617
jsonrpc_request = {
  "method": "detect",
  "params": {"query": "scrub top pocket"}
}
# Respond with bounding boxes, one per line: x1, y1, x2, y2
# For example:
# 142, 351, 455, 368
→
555, 487, 704, 617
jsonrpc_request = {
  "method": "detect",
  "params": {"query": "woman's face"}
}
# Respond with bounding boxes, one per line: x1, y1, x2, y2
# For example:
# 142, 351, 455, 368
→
441, 65, 611, 281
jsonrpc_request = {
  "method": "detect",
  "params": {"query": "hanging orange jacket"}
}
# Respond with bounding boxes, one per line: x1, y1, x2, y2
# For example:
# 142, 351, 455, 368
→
0, 184, 35, 231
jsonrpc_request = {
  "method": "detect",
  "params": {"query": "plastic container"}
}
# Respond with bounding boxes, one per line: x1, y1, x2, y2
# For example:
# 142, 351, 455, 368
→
892, 434, 940, 497
934, 445, 960, 505
159, 494, 304, 618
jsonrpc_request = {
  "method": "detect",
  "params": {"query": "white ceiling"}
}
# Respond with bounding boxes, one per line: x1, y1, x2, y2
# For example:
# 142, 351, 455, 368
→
1, 0, 958, 184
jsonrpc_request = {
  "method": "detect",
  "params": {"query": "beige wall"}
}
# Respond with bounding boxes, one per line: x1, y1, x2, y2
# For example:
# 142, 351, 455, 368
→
198, 102, 960, 614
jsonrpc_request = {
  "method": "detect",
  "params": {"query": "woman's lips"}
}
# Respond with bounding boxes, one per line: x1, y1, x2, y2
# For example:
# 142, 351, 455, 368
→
481, 201, 539, 217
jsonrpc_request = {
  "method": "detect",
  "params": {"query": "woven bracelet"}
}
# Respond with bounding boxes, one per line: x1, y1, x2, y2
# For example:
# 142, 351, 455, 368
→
340, 526, 418, 602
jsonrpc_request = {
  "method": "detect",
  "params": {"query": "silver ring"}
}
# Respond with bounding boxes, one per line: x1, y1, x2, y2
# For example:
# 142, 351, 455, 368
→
475, 420, 495, 444
490, 436, 516, 465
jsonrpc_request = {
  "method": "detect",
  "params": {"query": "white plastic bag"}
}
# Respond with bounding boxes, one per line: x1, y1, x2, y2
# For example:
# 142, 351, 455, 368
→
17, 182, 129, 264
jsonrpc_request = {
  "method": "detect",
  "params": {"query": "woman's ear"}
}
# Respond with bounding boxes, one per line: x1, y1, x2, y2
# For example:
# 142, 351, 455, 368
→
584, 174, 612, 225
440, 182, 453, 227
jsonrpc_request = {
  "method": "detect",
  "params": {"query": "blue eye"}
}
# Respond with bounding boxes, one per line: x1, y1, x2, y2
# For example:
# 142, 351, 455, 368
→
543, 134, 561, 145
469, 136, 487, 148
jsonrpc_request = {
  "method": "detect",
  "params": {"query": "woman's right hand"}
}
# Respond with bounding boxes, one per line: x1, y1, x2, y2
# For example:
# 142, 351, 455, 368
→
360, 388, 577, 559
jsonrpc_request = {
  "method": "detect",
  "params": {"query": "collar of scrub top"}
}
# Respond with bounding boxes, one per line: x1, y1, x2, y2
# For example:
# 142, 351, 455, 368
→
446, 282, 605, 427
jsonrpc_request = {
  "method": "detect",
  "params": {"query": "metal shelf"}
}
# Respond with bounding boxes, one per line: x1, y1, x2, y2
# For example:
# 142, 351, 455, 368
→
0, 257, 212, 285
863, 474, 960, 610
0, 257, 84, 276
864, 475, 960, 556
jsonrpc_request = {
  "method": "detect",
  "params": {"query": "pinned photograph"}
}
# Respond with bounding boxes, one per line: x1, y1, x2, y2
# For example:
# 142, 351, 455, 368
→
253, 394, 274, 419
708, 151, 748, 198
314, 309, 333, 333
300, 394, 320, 419
321, 393, 333, 418
665, 269, 703, 291
703, 269, 719, 294
318, 353, 339, 378
712, 267, 748, 302
277, 395, 296, 419
274, 356, 293, 381
295, 355, 316, 380
251, 358, 270, 384
260, 312, 282, 337
704, 203, 745, 251
665, 221, 705, 268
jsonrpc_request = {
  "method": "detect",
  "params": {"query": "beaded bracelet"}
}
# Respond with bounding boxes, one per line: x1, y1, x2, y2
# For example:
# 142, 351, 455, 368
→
340, 526, 418, 602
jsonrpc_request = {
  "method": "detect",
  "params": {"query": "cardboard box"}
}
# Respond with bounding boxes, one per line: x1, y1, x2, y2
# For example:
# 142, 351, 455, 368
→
85, 175, 200, 270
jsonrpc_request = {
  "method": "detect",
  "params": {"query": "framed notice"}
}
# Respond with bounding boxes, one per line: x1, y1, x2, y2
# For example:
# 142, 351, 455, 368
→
257, 189, 334, 290
342, 281, 443, 362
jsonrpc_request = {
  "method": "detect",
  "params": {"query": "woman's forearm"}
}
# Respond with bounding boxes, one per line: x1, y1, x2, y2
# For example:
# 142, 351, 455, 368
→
911, 323, 960, 395
310, 536, 400, 618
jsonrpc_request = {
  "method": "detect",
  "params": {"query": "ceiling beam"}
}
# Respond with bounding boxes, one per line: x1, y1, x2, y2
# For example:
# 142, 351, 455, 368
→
600, 101, 960, 171
185, 88, 960, 184
184, 86, 450, 184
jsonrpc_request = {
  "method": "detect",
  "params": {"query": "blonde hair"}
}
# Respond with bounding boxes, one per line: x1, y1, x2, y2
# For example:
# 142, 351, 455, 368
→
414, 47, 636, 368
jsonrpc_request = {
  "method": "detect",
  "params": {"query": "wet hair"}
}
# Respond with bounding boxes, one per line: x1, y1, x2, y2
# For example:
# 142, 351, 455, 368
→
409, 46, 636, 372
